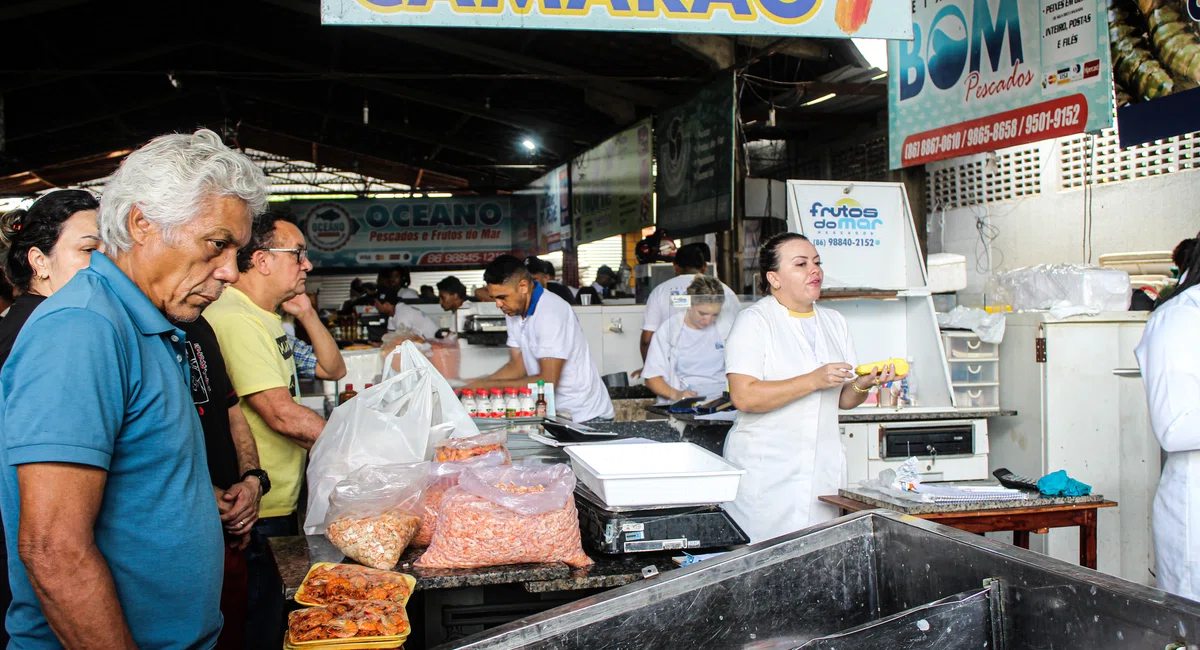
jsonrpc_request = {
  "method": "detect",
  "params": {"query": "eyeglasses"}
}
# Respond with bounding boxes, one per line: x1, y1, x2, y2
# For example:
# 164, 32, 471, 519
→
262, 248, 308, 264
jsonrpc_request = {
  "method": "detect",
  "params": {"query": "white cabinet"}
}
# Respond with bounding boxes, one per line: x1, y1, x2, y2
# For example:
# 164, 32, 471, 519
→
841, 424, 871, 486
572, 305, 647, 381
988, 312, 1158, 585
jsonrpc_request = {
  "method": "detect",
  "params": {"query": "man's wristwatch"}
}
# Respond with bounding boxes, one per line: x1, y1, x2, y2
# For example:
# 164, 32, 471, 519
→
241, 469, 271, 496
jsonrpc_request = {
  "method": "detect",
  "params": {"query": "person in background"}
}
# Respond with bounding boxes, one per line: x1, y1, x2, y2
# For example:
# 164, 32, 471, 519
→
175, 314, 267, 650
205, 211, 346, 649
525, 256, 575, 304
0, 129, 268, 649
723, 233, 899, 543
0, 189, 102, 646
387, 297, 441, 342
642, 275, 733, 405
465, 255, 614, 423
419, 284, 437, 303
474, 286, 492, 302
592, 264, 620, 298
1136, 230, 1200, 600
339, 279, 365, 314
395, 266, 419, 300
1174, 238, 1195, 282
640, 243, 741, 361
0, 276, 12, 319
438, 276, 468, 313
0, 190, 102, 367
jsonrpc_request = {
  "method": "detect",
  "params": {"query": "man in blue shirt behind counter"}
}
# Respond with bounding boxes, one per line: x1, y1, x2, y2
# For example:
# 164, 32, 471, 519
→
0, 129, 269, 649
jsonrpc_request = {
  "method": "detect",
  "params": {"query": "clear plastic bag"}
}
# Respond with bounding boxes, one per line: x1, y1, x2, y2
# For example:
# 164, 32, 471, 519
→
434, 430, 511, 463
415, 464, 592, 568
413, 450, 509, 547
323, 463, 433, 570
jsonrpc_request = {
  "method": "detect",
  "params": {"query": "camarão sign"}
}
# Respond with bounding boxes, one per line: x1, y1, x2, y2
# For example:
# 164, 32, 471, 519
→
888, 0, 1113, 168
322, 0, 911, 38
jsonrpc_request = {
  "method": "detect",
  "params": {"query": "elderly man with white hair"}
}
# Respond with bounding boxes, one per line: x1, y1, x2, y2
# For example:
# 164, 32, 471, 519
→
0, 129, 268, 650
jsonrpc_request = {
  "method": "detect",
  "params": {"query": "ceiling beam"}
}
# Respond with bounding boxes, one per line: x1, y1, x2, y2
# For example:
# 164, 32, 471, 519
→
213, 42, 599, 144
234, 124, 470, 190
738, 36, 829, 62
223, 86, 508, 162
259, 0, 670, 108
8, 89, 202, 143
671, 35, 735, 71
0, 0, 95, 23
2, 42, 199, 93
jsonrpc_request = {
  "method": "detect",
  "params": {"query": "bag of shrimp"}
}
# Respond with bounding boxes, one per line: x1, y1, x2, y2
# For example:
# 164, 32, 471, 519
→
415, 463, 593, 569
413, 450, 509, 547
433, 429, 511, 463
323, 462, 433, 570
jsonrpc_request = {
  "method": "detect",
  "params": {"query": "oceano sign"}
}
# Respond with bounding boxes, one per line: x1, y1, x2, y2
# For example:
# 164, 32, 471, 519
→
322, 0, 912, 38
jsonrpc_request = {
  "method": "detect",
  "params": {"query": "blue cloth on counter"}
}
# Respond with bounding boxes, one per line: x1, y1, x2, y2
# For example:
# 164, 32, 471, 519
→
1037, 470, 1092, 497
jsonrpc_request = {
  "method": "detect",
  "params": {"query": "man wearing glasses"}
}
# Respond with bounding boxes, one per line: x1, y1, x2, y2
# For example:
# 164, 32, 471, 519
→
205, 210, 346, 648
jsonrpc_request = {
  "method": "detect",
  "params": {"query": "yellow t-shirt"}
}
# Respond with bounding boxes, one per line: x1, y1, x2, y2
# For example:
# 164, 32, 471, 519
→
205, 287, 305, 518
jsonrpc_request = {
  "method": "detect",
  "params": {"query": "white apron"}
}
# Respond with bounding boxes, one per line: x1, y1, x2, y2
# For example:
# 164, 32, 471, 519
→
722, 298, 856, 543
1136, 284, 1200, 599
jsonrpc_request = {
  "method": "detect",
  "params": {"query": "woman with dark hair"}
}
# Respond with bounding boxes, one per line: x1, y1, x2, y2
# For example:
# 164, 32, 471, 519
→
0, 189, 101, 368
1136, 229, 1200, 600
722, 233, 901, 542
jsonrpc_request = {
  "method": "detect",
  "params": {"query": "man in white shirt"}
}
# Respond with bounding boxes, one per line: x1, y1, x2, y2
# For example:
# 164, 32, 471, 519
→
465, 255, 614, 423
387, 302, 441, 341
640, 243, 741, 361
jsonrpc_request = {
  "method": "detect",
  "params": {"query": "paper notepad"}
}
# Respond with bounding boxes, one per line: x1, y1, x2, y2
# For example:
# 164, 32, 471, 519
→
911, 484, 1030, 504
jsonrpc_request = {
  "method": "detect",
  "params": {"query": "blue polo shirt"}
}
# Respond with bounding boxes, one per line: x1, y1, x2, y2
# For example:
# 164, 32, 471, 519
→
0, 252, 223, 649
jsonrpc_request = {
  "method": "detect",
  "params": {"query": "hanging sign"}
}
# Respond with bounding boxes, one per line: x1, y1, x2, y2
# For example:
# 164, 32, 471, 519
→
1109, 0, 1200, 147
292, 197, 512, 268
656, 74, 736, 239
571, 119, 653, 245
322, 0, 911, 38
888, 0, 1113, 169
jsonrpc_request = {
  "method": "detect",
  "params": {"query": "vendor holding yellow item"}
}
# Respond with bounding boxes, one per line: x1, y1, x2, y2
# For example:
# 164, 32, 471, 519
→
724, 233, 902, 543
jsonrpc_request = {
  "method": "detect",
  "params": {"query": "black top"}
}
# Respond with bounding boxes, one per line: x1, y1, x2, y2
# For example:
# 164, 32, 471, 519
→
176, 316, 241, 490
544, 281, 578, 305
0, 294, 46, 370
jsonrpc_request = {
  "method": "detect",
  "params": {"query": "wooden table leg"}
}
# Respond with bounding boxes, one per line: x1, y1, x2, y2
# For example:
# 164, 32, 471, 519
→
1012, 530, 1030, 549
1080, 508, 1098, 570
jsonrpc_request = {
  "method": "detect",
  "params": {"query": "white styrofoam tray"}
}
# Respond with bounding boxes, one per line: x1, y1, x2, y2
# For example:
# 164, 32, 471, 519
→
564, 442, 746, 508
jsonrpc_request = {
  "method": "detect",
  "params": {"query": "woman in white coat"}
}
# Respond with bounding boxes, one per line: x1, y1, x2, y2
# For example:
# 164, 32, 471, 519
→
724, 233, 900, 543
1136, 241, 1200, 600
642, 275, 737, 404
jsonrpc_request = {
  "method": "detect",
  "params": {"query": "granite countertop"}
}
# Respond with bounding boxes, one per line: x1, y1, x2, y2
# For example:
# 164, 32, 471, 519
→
838, 484, 1111, 515
607, 385, 655, 400
270, 534, 681, 599
646, 405, 1018, 425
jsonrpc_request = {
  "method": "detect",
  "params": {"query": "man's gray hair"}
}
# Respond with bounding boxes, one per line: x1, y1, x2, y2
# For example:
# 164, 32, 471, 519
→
98, 129, 270, 253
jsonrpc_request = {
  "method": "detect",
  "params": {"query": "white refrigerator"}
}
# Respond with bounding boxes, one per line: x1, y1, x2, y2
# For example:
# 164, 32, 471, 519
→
987, 311, 1160, 585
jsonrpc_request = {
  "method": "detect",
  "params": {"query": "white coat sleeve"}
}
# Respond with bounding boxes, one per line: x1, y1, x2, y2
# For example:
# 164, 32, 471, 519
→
724, 311, 768, 380
642, 329, 674, 382
1137, 300, 1200, 452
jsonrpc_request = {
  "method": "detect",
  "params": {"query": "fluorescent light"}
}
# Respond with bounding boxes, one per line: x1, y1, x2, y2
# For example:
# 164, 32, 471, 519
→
521, 139, 537, 151
802, 93, 837, 107
872, 72, 887, 81
427, 192, 453, 198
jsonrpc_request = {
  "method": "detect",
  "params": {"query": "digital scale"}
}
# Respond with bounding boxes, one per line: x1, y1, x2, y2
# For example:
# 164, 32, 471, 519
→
574, 484, 748, 555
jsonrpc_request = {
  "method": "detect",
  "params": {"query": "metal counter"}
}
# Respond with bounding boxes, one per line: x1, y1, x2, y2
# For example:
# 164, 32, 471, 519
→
437, 510, 1200, 649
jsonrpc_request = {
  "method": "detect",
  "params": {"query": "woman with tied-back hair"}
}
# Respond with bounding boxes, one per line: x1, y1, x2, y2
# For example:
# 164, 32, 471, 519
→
0, 190, 101, 369
1136, 229, 1200, 600
722, 233, 901, 543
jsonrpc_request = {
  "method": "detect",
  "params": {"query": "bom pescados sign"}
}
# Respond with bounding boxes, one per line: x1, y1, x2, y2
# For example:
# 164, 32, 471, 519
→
293, 197, 513, 268
322, 0, 912, 38
888, 0, 1113, 169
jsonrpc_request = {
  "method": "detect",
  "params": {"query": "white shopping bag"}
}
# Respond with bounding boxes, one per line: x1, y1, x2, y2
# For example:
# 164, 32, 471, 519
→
304, 341, 479, 534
